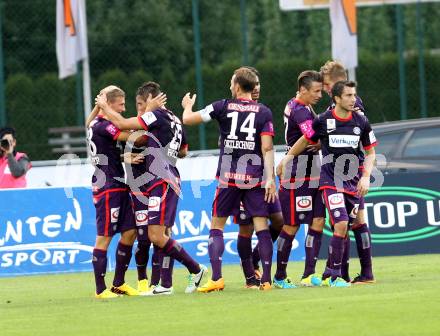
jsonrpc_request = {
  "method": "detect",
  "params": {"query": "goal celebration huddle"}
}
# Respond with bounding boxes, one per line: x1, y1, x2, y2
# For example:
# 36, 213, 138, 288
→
87, 60, 377, 298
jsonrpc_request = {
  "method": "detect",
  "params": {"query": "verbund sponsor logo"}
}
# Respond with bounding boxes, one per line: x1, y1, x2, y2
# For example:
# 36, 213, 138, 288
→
329, 135, 360, 148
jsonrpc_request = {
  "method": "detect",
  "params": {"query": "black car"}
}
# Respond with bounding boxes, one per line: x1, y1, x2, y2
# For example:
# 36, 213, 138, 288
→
372, 117, 440, 174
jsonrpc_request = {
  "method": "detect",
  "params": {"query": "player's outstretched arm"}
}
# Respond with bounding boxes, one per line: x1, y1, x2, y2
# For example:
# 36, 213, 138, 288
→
181, 93, 203, 125
96, 93, 167, 131
276, 135, 309, 179
261, 134, 276, 203
357, 147, 376, 196
96, 94, 142, 130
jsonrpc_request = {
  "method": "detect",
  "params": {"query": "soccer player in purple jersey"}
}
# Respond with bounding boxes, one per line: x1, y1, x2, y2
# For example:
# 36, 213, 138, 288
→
130, 83, 176, 295
320, 61, 375, 284
275, 70, 326, 289
232, 66, 284, 288
88, 86, 141, 298
277, 81, 377, 287
96, 82, 208, 295
182, 67, 277, 291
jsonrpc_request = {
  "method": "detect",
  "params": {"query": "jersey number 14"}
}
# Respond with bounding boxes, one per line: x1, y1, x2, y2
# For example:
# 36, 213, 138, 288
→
227, 112, 256, 141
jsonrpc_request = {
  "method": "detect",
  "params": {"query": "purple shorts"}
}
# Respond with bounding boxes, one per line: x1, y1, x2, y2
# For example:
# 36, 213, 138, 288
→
131, 192, 150, 241
278, 184, 325, 227
233, 198, 282, 225
212, 185, 270, 218
147, 182, 178, 228
321, 188, 361, 225
93, 188, 136, 237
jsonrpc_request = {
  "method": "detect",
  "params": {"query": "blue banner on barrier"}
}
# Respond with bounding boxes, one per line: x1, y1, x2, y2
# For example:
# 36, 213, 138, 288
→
0, 183, 306, 277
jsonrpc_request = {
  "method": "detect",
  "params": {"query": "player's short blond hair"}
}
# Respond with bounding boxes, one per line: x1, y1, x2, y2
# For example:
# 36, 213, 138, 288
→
102, 85, 125, 103
320, 61, 347, 82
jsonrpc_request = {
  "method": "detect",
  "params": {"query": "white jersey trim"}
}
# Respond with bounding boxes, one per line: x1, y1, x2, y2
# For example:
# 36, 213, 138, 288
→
199, 104, 214, 123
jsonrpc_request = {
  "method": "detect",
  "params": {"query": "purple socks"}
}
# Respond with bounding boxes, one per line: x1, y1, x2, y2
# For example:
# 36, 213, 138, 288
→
326, 235, 344, 280
303, 228, 323, 278
209, 229, 224, 281
113, 242, 133, 287
274, 230, 294, 280
135, 240, 151, 281
92, 248, 107, 294
353, 224, 374, 278
237, 234, 255, 282
256, 229, 273, 284
162, 238, 200, 275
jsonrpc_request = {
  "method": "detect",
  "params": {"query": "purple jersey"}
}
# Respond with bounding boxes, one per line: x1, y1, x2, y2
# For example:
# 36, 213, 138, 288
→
326, 96, 367, 167
199, 98, 274, 186
88, 116, 125, 194
307, 109, 377, 194
138, 108, 187, 191
283, 98, 320, 182
122, 132, 149, 195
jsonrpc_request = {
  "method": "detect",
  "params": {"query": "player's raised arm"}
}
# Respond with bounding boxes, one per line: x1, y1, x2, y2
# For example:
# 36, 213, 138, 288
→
276, 135, 310, 179
181, 93, 203, 125
261, 134, 276, 203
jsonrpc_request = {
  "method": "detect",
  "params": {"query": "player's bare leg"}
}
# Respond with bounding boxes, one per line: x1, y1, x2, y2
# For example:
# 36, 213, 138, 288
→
237, 224, 259, 288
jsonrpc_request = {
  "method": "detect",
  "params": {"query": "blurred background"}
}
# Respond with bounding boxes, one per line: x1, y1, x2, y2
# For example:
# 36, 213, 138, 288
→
1, 0, 440, 160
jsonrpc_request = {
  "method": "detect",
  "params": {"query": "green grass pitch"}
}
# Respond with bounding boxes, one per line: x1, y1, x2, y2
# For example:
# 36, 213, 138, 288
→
1, 254, 440, 336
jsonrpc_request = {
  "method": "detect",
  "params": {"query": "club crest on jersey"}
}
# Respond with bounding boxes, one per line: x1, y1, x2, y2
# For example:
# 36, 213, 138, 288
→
327, 119, 336, 133
296, 196, 313, 212
148, 197, 161, 212
353, 127, 361, 135
110, 207, 120, 223
328, 193, 345, 210
135, 210, 149, 226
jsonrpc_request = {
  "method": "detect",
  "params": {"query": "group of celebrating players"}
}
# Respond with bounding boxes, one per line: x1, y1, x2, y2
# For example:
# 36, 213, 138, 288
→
87, 60, 377, 298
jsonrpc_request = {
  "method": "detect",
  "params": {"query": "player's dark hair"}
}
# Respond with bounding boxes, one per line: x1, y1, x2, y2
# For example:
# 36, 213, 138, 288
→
233, 67, 258, 93
0, 126, 16, 140
106, 87, 125, 103
136, 81, 161, 101
297, 70, 322, 91
320, 60, 347, 82
332, 80, 356, 102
